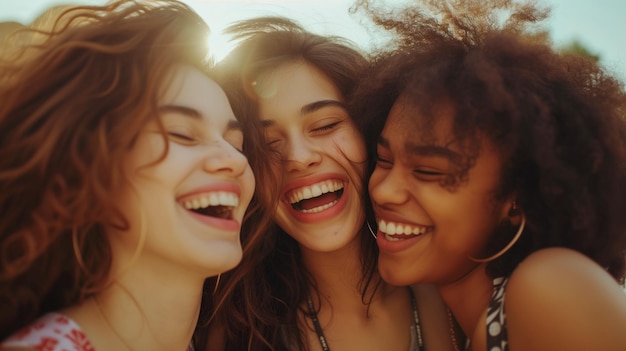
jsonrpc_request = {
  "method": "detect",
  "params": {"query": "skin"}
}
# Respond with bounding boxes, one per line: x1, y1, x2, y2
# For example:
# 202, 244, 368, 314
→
258, 61, 367, 255
62, 65, 255, 351
256, 62, 453, 351
370, 97, 626, 350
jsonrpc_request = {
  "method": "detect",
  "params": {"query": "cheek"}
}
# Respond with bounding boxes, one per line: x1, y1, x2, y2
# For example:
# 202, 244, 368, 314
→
368, 170, 384, 198
331, 130, 367, 164
436, 194, 500, 250
241, 167, 256, 207
123, 134, 169, 175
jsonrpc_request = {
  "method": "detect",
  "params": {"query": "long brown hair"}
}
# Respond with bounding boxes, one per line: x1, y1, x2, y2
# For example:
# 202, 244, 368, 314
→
198, 17, 375, 350
0, 0, 211, 339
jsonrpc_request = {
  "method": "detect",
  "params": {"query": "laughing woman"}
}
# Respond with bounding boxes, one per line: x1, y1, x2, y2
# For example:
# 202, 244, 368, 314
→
198, 17, 454, 351
353, 1, 626, 350
0, 1, 256, 350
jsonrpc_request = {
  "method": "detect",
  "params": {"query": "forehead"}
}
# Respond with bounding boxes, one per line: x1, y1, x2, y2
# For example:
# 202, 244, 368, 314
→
255, 62, 343, 120
384, 97, 455, 145
162, 65, 235, 120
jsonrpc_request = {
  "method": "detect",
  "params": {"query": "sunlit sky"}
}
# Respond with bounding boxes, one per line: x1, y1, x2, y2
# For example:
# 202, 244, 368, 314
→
2, 0, 625, 81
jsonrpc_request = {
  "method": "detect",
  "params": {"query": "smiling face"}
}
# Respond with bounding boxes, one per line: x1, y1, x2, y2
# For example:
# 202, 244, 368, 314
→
109, 65, 254, 278
256, 61, 366, 253
369, 98, 511, 286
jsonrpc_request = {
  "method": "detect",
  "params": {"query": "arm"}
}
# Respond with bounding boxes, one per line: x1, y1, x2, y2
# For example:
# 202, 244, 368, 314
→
506, 247, 626, 351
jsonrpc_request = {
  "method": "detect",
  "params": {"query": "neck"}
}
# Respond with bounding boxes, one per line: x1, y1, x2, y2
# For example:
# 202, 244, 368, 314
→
301, 234, 377, 309
438, 263, 493, 339
68, 258, 207, 351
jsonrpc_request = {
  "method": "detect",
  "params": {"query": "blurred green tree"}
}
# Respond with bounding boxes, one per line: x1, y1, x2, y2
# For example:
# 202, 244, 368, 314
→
560, 38, 600, 62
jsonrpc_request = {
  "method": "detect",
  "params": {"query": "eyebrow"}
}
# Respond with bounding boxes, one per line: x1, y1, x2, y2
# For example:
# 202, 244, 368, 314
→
300, 100, 347, 115
378, 135, 462, 162
260, 99, 347, 128
159, 104, 242, 131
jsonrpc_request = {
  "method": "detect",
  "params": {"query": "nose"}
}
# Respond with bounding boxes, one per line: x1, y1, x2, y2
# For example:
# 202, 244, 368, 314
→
203, 140, 250, 177
284, 135, 322, 173
369, 167, 410, 206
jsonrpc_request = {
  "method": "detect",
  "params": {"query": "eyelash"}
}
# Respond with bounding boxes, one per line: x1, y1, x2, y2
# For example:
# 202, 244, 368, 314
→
312, 121, 341, 133
414, 169, 445, 177
167, 131, 196, 144
375, 155, 446, 179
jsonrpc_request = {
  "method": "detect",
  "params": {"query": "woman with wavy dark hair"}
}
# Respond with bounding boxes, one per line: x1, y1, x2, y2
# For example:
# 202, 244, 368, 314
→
0, 1, 257, 350
352, 0, 626, 350
197, 16, 454, 351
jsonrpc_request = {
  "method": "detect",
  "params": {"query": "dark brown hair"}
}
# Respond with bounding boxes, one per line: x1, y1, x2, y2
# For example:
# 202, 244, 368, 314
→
352, 0, 626, 281
199, 17, 374, 350
0, 0, 212, 339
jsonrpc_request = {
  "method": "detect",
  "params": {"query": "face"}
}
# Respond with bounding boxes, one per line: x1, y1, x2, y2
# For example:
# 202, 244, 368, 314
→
369, 98, 511, 286
256, 61, 366, 253
109, 65, 254, 278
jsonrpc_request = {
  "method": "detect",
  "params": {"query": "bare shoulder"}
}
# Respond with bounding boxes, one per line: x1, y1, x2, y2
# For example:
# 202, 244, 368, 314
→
505, 247, 626, 351
507, 247, 624, 297
410, 284, 456, 351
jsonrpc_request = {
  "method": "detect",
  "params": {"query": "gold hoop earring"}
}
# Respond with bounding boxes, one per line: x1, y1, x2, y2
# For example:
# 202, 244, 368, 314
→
213, 273, 221, 295
468, 213, 526, 263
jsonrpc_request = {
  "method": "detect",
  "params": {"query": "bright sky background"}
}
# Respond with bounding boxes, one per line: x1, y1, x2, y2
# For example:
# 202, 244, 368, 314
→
2, 0, 625, 81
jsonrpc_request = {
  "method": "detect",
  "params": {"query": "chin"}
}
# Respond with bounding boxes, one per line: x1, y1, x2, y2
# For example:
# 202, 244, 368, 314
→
378, 262, 416, 286
201, 244, 242, 273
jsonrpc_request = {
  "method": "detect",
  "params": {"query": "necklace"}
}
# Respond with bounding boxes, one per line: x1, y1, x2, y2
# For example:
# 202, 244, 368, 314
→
92, 296, 134, 351
306, 286, 425, 351
446, 308, 463, 351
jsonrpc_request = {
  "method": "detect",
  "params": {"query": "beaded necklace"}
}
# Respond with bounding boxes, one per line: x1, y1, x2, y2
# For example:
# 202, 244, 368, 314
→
306, 286, 425, 351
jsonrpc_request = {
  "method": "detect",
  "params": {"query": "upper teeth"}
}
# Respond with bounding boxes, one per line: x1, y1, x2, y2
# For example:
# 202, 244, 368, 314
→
288, 180, 343, 204
378, 219, 431, 236
183, 192, 239, 210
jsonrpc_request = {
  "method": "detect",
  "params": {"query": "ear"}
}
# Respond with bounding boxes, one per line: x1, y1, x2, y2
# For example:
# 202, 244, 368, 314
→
506, 200, 523, 226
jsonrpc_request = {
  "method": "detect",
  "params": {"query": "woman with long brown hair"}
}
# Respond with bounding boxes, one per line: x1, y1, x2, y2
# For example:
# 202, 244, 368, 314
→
0, 1, 256, 350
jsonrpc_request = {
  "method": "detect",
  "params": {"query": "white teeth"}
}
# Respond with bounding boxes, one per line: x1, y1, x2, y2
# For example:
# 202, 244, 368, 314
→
378, 219, 430, 236
289, 180, 344, 204
300, 200, 338, 213
183, 191, 239, 210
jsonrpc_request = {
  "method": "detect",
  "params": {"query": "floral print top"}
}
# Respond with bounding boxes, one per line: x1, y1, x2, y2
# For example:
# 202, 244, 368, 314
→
1, 313, 94, 351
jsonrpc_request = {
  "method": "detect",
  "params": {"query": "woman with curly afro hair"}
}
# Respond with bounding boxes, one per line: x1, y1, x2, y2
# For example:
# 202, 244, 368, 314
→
352, 0, 626, 350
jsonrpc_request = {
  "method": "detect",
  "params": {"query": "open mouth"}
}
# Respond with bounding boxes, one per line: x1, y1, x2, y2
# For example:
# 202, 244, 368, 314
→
287, 179, 344, 214
181, 191, 239, 220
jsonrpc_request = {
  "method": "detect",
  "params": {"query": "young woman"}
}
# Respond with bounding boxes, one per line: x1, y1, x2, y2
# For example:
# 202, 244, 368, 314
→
199, 17, 453, 351
353, 1, 626, 350
0, 1, 256, 350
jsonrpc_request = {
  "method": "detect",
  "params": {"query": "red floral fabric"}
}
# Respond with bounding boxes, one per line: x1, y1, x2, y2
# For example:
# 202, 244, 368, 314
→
1, 313, 94, 351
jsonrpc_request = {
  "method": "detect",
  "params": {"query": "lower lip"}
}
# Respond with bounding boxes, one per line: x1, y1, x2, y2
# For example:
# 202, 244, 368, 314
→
186, 210, 240, 231
376, 232, 425, 253
284, 189, 349, 224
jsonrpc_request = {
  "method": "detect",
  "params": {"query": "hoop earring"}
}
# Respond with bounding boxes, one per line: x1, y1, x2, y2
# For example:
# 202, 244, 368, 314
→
366, 221, 377, 239
468, 213, 526, 263
213, 273, 221, 295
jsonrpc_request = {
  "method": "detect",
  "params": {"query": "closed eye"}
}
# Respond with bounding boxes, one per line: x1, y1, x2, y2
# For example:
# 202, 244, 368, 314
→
414, 168, 446, 180
266, 138, 283, 148
312, 121, 341, 133
415, 168, 443, 175
375, 156, 393, 169
167, 132, 196, 145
